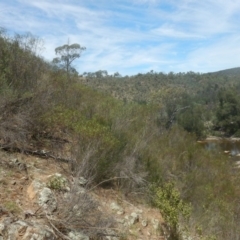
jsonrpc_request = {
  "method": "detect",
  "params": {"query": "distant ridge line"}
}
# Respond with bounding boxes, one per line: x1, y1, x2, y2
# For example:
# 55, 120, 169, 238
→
208, 67, 240, 76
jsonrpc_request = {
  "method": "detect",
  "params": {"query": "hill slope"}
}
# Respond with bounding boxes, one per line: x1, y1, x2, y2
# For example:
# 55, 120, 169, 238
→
208, 67, 240, 77
1, 28, 240, 240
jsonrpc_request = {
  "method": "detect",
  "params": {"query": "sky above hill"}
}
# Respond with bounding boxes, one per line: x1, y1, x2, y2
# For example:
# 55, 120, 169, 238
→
1, 0, 240, 75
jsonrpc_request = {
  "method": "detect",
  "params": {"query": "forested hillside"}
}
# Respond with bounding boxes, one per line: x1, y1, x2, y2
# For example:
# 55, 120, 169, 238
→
210, 67, 240, 77
81, 69, 240, 138
1, 28, 240, 240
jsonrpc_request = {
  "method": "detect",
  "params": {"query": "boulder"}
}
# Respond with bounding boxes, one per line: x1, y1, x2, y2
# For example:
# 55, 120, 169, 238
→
38, 187, 57, 213
105, 229, 120, 240
110, 202, 124, 214
68, 231, 89, 240
27, 179, 45, 200
151, 218, 160, 230
27, 178, 58, 214
0, 219, 56, 240
141, 219, 148, 227
129, 212, 139, 225
78, 177, 88, 186
124, 212, 139, 226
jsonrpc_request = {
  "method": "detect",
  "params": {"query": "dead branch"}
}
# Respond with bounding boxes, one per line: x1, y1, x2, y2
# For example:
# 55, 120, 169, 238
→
0, 144, 72, 163
0, 96, 33, 116
88, 176, 129, 192
46, 216, 71, 240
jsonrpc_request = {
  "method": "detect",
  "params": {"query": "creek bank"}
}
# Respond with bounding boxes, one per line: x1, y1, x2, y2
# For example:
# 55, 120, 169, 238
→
205, 136, 240, 141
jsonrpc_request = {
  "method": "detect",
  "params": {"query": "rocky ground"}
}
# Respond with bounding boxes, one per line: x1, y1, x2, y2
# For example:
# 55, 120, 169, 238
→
0, 150, 166, 240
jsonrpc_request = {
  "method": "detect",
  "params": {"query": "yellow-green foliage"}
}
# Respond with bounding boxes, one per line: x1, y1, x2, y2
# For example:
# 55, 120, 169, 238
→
4, 201, 22, 214
47, 174, 67, 191
151, 182, 191, 230
43, 105, 119, 149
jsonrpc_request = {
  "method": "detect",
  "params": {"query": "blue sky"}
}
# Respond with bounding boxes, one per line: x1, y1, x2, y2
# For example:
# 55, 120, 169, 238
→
1, 0, 240, 75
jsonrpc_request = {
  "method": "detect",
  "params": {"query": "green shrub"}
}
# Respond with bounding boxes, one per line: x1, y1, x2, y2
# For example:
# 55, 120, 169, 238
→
47, 174, 68, 191
4, 201, 22, 214
150, 182, 191, 234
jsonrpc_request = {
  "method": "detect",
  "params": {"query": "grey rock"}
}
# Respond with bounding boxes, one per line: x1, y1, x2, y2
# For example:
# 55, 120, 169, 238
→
106, 236, 120, 240
0, 219, 56, 240
135, 209, 143, 214
110, 202, 123, 213
2, 217, 14, 225
10, 158, 19, 164
141, 219, 148, 227
117, 218, 125, 224
181, 233, 194, 240
24, 209, 35, 219
31, 179, 45, 192
106, 238, 119, 240
68, 231, 89, 240
73, 204, 82, 217
78, 177, 88, 186
76, 186, 86, 194
117, 209, 125, 215
105, 230, 119, 240
0, 223, 4, 230
38, 187, 57, 213
10, 158, 27, 172
0, 223, 5, 237
11, 181, 17, 185
123, 216, 129, 226
129, 228, 141, 235
151, 218, 160, 230
63, 185, 85, 201
129, 212, 139, 225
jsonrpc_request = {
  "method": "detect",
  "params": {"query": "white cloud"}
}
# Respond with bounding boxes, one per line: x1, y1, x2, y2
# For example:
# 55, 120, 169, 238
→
167, 34, 240, 73
151, 24, 203, 38
0, 0, 240, 75
132, 0, 160, 5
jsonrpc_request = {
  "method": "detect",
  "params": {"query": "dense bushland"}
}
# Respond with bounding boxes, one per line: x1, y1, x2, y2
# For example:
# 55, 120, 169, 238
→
83, 69, 240, 138
0, 28, 240, 239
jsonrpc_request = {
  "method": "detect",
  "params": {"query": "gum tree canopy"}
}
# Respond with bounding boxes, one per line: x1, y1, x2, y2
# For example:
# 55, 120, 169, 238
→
53, 42, 86, 78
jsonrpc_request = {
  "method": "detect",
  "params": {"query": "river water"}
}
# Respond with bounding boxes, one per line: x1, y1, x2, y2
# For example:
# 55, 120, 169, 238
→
199, 138, 240, 161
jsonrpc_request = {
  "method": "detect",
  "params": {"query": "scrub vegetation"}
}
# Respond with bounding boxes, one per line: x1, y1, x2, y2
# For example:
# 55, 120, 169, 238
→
1, 28, 240, 239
